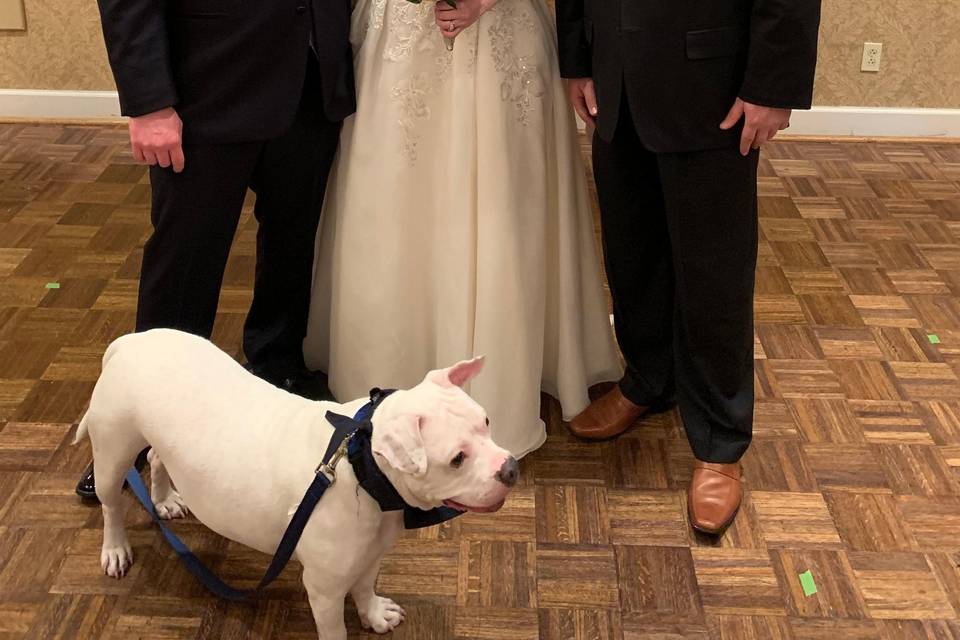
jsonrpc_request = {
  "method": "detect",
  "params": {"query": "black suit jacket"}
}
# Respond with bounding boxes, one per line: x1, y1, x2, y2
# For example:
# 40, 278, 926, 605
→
97, 0, 356, 144
556, 0, 821, 151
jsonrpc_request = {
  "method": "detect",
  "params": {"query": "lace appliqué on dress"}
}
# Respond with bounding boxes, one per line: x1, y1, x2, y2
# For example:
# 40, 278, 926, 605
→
488, 0, 544, 126
369, 0, 387, 31
383, 1, 432, 61
391, 72, 433, 163
386, 1, 466, 164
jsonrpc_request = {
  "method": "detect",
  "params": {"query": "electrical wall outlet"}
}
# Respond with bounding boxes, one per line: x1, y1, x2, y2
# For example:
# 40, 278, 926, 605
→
861, 42, 883, 72
0, 0, 27, 30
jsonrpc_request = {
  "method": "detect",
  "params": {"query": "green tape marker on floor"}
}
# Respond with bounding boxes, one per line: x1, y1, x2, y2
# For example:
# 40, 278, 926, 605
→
45, 282, 60, 290
928, 334, 941, 344
799, 570, 817, 597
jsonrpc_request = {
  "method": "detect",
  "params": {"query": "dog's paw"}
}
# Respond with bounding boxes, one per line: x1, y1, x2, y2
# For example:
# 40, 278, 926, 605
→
359, 596, 406, 634
100, 543, 134, 579
154, 492, 189, 520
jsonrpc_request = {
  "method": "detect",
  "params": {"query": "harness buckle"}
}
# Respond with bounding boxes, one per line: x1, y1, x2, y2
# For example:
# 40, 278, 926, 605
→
316, 432, 355, 485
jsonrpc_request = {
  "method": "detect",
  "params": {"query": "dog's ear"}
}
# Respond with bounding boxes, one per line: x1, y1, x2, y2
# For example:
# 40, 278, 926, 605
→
427, 356, 485, 388
372, 414, 427, 476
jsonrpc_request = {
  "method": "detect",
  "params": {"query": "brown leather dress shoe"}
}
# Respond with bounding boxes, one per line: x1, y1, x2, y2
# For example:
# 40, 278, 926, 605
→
688, 461, 742, 535
568, 386, 648, 440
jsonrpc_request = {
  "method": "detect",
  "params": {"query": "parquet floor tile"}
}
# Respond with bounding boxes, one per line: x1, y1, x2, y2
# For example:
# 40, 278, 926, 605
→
1, 126, 960, 637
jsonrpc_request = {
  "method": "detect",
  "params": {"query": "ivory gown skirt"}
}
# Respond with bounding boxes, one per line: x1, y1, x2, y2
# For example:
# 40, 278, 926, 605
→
303, 0, 622, 457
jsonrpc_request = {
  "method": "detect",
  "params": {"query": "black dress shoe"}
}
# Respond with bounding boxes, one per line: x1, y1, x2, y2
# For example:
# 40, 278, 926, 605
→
76, 447, 151, 502
75, 461, 97, 501
245, 363, 336, 402
280, 370, 336, 402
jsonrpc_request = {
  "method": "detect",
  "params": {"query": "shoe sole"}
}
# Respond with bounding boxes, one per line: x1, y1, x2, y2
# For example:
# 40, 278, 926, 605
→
77, 489, 99, 502
688, 503, 741, 537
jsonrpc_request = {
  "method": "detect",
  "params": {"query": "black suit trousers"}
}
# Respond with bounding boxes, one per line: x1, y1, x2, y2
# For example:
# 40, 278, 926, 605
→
136, 56, 341, 376
593, 97, 759, 463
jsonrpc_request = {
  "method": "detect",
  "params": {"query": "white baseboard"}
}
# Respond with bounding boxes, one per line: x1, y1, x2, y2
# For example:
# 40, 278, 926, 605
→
0, 89, 122, 119
789, 106, 960, 138
1, 90, 958, 138
576, 105, 960, 139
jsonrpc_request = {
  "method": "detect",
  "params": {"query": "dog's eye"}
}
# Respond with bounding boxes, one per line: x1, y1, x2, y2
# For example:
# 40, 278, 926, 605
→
451, 452, 466, 468
485, 417, 490, 426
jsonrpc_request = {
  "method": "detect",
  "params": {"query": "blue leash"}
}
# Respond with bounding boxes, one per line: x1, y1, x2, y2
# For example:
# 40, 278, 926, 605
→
125, 404, 363, 601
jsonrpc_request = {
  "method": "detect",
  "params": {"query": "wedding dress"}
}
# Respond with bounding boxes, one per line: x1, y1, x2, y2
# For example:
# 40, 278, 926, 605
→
303, 0, 622, 457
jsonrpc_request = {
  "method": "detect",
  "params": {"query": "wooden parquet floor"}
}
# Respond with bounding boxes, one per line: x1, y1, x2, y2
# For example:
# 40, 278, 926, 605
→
1, 124, 960, 639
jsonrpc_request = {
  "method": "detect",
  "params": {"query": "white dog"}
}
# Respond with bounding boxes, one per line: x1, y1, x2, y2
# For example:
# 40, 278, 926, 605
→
75, 329, 516, 638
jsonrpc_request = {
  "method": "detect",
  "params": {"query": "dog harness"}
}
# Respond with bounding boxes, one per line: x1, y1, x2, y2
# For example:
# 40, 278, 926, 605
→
126, 387, 461, 601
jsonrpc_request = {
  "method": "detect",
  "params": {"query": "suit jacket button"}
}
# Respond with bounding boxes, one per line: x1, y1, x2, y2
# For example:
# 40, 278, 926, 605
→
297, 5, 308, 13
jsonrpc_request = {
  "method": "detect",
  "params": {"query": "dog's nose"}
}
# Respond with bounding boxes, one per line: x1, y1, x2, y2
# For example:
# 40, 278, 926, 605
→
495, 456, 519, 487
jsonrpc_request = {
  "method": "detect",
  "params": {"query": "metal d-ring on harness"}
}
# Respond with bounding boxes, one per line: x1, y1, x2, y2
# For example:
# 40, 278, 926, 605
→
315, 432, 352, 482
125, 387, 461, 601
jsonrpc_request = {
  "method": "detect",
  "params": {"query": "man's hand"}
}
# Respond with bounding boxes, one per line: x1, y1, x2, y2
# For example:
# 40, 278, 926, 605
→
564, 78, 598, 126
129, 107, 185, 173
434, 0, 494, 39
720, 98, 791, 156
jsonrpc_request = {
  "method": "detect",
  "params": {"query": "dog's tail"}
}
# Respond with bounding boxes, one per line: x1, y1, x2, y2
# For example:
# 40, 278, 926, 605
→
72, 336, 126, 446
73, 412, 90, 445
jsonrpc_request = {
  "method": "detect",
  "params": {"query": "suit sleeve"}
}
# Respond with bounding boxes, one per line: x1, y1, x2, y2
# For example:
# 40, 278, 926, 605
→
97, 0, 179, 117
739, 0, 822, 110
555, 0, 592, 78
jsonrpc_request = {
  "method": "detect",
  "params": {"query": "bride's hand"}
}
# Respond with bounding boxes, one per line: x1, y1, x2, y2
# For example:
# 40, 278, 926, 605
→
434, 0, 494, 39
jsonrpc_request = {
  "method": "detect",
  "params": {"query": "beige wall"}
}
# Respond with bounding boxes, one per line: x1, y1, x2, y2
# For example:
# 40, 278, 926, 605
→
0, 0, 114, 92
1, 0, 958, 108
815, 0, 960, 108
